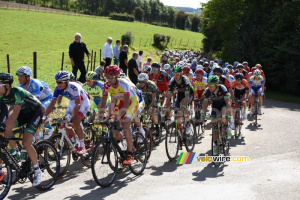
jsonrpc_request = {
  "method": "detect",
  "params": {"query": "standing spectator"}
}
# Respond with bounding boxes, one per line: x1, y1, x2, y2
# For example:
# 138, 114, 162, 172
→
69, 33, 90, 83
128, 52, 139, 85
136, 50, 143, 72
119, 45, 128, 75
102, 37, 113, 69
143, 57, 152, 67
242, 61, 251, 72
113, 39, 121, 66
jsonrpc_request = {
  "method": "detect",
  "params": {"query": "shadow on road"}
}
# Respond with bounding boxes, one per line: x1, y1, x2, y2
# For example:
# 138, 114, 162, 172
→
263, 99, 300, 111
148, 160, 183, 176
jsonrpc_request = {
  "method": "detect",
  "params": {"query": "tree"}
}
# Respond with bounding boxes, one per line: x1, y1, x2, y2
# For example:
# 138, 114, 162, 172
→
134, 7, 144, 21
175, 10, 188, 30
191, 15, 200, 32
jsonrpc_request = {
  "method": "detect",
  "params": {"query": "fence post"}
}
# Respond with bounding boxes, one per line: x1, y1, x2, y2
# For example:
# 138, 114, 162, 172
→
139, 38, 142, 47
100, 49, 102, 65
61, 52, 64, 71
33, 52, 37, 78
144, 39, 148, 47
174, 38, 177, 46
93, 51, 96, 71
6, 54, 10, 73
88, 50, 93, 71
179, 39, 182, 46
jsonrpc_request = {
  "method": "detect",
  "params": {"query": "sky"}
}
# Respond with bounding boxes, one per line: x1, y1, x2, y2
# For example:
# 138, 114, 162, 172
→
160, 0, 209, 9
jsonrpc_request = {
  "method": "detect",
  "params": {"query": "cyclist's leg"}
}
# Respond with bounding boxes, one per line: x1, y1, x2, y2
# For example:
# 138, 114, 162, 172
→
210, 108, 218, 142
65, 100, 76, 138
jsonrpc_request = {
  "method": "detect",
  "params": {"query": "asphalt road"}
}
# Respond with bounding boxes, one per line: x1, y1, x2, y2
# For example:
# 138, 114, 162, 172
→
6, 99, 300, 200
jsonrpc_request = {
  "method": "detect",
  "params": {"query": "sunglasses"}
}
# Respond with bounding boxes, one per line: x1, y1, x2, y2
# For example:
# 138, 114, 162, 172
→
174, 73, 181, 76
0, 84, 6, 87
87, 79, 93, 82
152, 68, 159, 71
208, 84, 216, 87
138, 81, 146, 84
105, 76, 116, 80
56, 81, 65, 84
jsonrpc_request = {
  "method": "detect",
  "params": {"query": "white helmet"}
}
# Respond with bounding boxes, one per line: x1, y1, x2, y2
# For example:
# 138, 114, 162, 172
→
16, 66, 32, 76
143, 65, 151, 73
164, 64, 171, 70
196, 65, 204, 69
192, 59, 197, 64
177, 61, 185, 68
138, 73, 149, 82
254, 69, 261, 76
118, 72, 127, 79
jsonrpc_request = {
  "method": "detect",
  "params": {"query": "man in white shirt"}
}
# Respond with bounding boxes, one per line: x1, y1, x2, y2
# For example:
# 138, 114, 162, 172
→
102, 37, 113, 69
136, 50, 143, 72
113, 39, 121, 66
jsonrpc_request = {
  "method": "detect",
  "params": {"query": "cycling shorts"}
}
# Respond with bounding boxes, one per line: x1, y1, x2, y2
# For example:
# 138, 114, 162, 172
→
111, 95, 139, 120
175, 92, 194, 108
194, 90, 204, 99
66, 98, 90, 118
250, 86, 262, 96
234, 89, 246, 100
210, 104, 226, 120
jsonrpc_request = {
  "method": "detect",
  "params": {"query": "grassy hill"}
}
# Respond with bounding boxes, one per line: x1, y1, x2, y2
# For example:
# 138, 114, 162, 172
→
0, 9, 204, 89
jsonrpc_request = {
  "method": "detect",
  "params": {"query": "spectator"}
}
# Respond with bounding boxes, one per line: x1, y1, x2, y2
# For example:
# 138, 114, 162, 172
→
113, 39, 121, 66
128, 52, 139, 85
69, 33, 90, 83
143, 57, 152, 67
102, 37, 113, 69
136, 50, 143, 72
119, 45, 129, 75
95, 60, 106, 81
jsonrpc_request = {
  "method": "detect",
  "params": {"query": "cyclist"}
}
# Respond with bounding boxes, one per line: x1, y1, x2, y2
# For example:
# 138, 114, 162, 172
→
234, 63, 249, 81
227, 65, 235, 76
182, 65, 194, 82
222, 67, 235, 84
164, 64, 173, 77
136, 73, 160, 135
242, 61, 251, 72
142, 65, 152, 76
201, 75, 232, 155
190, 59, 198, 73
255, 64, 266, 82
16, 66, 54, 139
249, 69, 265, 115
45, 71, 90, 154
82, 71, 111, 113
164, 64, 194, 134
203, 62, 211, 78
231, 73, 249, 120
0, 73, 43, 186
99, 65, 139, 165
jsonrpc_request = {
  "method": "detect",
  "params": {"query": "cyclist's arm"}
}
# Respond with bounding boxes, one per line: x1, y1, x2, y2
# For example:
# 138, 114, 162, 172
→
98, 95, 108, 119
225, 97, 231, 115
165, 91, 172, 107
202, 99, 208, 114
45, 99, 56, 117
73, 97, 81, 115
4, 104, 21, 126
150, 93, 156, 107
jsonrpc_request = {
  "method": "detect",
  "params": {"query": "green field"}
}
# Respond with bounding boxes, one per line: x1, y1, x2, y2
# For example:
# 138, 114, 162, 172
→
0, 9, 204, 89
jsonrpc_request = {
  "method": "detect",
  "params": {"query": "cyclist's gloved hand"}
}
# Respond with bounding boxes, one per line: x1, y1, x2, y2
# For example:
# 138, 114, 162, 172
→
225, 113, 231, 119
0, 123, 6, 132
261, 92, 264, 96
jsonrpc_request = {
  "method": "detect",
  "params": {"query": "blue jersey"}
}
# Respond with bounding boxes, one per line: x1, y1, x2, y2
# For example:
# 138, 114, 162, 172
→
18, 78, 52, 100
53, 82, 89, 101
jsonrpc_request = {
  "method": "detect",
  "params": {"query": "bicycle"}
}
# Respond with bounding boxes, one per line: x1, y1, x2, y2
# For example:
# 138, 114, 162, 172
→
211, 115, 230, 166
252, 91, 261, 126
165, 107, 196, 162
48, 117, 96, 178
193, 98, 206, 138
233, 99, 244, 139
0, 131, 60, 199
91, 120, 148, 188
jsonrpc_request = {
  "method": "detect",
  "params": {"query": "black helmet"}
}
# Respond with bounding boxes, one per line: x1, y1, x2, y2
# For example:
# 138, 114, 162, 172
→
0, 73, 13, 84
203, 62, 209, 67
236, 63, 243, 69
234, 73, 244, 80
199, 60, 204, 65
213, 67, 223, 74
151, 62, 160, 68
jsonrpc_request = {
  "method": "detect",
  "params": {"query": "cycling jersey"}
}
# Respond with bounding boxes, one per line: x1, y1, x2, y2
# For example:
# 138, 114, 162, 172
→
0, 87, 41, 113
227, 75, 235, 84
168, 75, 194, 95
182, 72, 194, 82
219, 75, 231, 89
18, 78, 52, 100
83, 81, 111, 105
233, 70, 249, 80
149, 70, 171, 93
53, 82, 89, 101
137, 80, 159, 105
191, 77, 207, 99
231, 79, 249, 99
249, 75, 264, 87
103, 78, 137, 100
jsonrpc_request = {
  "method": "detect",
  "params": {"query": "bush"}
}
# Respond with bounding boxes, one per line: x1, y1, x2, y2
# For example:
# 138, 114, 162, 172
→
109, 12, 134, 22
121, 31, 134, 46
153, 33, 171, 48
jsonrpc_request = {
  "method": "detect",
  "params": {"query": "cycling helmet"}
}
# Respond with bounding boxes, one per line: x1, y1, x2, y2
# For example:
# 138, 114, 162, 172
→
213, 66, 223, 74
234, 73, 244, 80
236, 63, 243, 69
163, 64, 171, 70
118, 72, 127, 79
104, 65, 121, 76
222, 68, 230, 75
92, 74, 99, 81
214, 59, 219, 63
69, 72, 75, 81
207, 75, 219, 85
255, 64, 262, 68
55, 71, 70, 81
173, 64, 183, 73
192, 59, 197, 64
227, 64, 233, 69
86, 71, 96, 80
183, 66, 190, 73
177, 61, 185, 68
251, 67, 257, 72
195, 68, 204, 75
143, 65, 151, 73
16, 66, 32, 76
254, 69, 261, 76
138, 73, 149, 82
225, 62, 229, 67
196, 65, 204, 69
203, 62, 209, 68
199, 60, 204, 66
0, 73, 13, 84
151, 62, 160, 68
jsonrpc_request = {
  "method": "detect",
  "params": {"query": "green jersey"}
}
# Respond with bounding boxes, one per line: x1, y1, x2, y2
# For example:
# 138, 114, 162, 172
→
82, 81, 111, 107
0, 87, 41, 113
136, 80, 159, 105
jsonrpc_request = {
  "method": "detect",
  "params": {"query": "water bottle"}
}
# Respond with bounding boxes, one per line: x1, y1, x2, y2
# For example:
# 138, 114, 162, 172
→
122, 138, 127, 150
20, 148, 27, 162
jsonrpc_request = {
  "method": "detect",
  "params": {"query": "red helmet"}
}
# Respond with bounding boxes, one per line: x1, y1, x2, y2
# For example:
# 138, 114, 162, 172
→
251, 67, 257, 72
104, 65, 121, 76
183, 66, 190, 73
255, 63, 262, 68
195, 68, 204, 75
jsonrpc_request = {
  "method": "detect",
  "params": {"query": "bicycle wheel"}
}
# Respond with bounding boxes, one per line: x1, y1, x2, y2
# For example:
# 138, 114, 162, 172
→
234, 110, 241, 139
107, 143, 127, 173
32, 141, 60, 191
211, 125, 221, 166
143, 125, 153, 162
91, 139, 118, 188
184, 120, 196, 152
0, 152, 12, 200
81, 126, 97, 168
255, 100, 258, 125
151, 123, 162, 146
221, 125, 230, 156
48, 133, 71, 178
129, 132, 148, 176
165, 122, 179, 162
